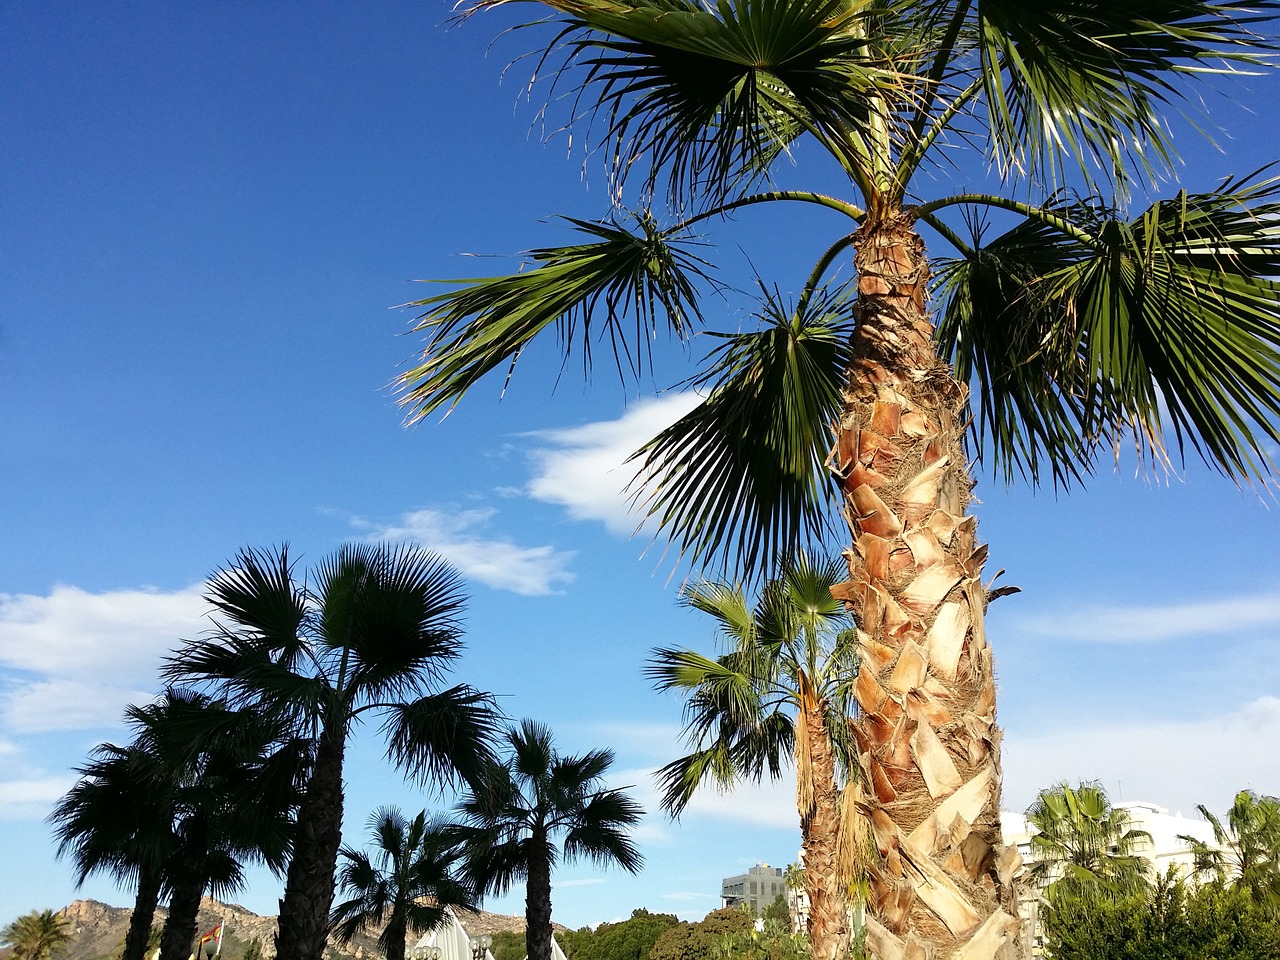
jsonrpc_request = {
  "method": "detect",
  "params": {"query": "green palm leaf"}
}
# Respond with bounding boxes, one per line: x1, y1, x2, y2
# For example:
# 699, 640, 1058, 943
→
975, 0, 1278, 189
631, 282, 855, 577
520, 0, 898, 201
936, 173, 1280, 482
398, 215, 714, 421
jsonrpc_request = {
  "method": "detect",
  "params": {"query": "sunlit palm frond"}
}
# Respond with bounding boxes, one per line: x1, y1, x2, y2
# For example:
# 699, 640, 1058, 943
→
631, 281, 855, 580
975, 0, 1278, 190
398, 215, 715, 422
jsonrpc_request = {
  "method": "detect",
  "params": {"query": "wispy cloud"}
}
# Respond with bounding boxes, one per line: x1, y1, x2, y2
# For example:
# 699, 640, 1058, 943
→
1013, 589, 1280, 642
1002, 695, 1280, 817
555, 878, 610, 889
355, 507, 575, 596
526, 394, 702, 536
0, 585, 205, 734
0, 775, 73, 819
619, 764, 798, 831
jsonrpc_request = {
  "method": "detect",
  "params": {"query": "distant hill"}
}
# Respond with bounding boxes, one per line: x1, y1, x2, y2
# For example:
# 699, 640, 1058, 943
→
23, 897, 553, 960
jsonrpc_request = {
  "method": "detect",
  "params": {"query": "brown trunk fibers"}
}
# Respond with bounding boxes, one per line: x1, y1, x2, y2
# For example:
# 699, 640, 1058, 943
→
831, 213, 1023, 960
800, 696, 849, 960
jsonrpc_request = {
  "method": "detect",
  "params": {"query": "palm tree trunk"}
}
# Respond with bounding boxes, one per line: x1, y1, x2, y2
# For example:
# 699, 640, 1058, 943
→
384, 917, 409, 960
832, 212, 1023, 960
123, 865, 163, 960
524, 836, 554, 960
159, 824, 209, 960
800, 701, 849, 960
276, 723, 346, 960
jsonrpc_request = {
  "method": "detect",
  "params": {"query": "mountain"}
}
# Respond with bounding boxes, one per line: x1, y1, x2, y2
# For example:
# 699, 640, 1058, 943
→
36, 897, 550, 960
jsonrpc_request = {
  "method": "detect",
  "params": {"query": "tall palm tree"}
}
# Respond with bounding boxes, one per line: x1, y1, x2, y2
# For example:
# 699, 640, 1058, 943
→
1, 911, 72, 960
398, 2, 1280, 956
49, 743, 176, 960
1183, 790, 1280, 917
164, 543, 501, 960
330, 807, 478, 960
453, 720, 643, 960
645, 552, 860, 960
1024, 783, 1151, 904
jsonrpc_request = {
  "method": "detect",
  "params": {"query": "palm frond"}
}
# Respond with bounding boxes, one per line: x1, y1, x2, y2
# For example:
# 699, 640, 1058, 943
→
382, 685, 503, 791
522, 0, 900, 203
398, 215, 715, 422
631, 281, 856, 579
975, 0, 1279, 190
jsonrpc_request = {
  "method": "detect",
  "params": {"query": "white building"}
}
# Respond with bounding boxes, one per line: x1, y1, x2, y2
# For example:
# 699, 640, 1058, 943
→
721, 862, 788, 915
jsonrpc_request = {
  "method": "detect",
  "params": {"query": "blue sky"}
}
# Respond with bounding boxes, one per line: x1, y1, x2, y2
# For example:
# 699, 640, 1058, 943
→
3, 0, 1280, 933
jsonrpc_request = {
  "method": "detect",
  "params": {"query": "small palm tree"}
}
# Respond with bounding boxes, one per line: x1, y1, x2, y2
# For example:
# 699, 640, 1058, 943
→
1, 910, 72, 960
49, 745, 176, 960
1025, 783, 1152, 904
165, 543, 502, 960
645, 551, 860, 960
453, 720, 644, 960
330, 807, 478, 960
1183, 790, 1280, 917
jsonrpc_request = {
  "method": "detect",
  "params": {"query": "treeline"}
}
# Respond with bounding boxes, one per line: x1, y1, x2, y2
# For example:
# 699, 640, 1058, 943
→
551, 906, 807, 960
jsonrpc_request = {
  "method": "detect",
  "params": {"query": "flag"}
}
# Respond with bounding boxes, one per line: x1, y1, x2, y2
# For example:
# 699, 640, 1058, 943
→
199, 923, 223, 956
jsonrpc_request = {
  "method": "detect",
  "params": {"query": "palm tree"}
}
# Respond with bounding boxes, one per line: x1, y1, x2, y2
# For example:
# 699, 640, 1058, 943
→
49, 743, 176, 960
645, 552, 860, 960
398, 2, 1280, 956
330, 807, 478, 960
1, 910, 72, 960
453, 720, 644, 960
1024, 783, 1152, 905
1183, 790, 1280, 917
164, 543, 502, 960
127, 691, 303, 960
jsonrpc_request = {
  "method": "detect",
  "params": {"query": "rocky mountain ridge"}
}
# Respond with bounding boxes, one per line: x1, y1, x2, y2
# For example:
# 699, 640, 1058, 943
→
38, 897, 545, 960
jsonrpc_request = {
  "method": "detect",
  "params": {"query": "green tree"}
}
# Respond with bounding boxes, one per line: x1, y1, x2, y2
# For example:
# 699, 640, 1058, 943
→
243, 939, 262, 960
1183, 789, 1280, 917
330, 807, 477, 960
1, 911, 72, 960
646, 552, 860, 959
1025, 782, 1152, 905
165, 543, 501, 960
762, 896, 790, 928
1041, 873, 1280, 960
649, 910, 752, 960
560, 910, 680, 960
453, 720, 644, 960
489, 931, 527, 960
399, 4, 1280, 956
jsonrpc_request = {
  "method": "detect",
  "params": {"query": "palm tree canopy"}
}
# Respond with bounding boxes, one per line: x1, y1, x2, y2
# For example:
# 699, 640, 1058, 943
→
330, 807, 478, 954
1025, 782, 1153, 902
1, 911, 73, 960
165, 543, 501, 790
454, 719, 644, 897
646, 550, 858, 815
1183, 789, 1280, 915
400, 0, 1280, 579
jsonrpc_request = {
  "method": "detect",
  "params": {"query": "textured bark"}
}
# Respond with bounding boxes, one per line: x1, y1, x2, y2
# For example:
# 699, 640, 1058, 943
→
831, 213, 1023, 960
122, 866, 163, 960
276, 724, 347, 960
159, 823, 210, 960
525, 837, 555, 960
801, 700, 850, 960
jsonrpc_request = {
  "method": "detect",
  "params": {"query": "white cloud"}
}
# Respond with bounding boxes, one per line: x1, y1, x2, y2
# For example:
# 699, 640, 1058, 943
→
0, 584, 206, 680
526, 394, 702, 536
1002, 695, 1280, 818
555, 878, 609, 889
0, 585, 205, 735
0, 775, 74, 819
1014, 589, 1280, 642
619, 764, 798, 831
358, 507, 575, 596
